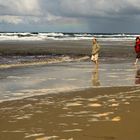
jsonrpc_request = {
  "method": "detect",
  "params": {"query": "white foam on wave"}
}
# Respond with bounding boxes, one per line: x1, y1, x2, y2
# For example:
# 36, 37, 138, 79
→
7, 76, 23, 79
0, 32, 138, 41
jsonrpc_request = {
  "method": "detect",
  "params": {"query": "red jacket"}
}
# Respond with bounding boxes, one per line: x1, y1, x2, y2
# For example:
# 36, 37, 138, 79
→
135, 41, 140, 53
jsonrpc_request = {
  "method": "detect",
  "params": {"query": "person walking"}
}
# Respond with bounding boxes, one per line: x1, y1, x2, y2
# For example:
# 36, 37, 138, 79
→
134, 37, 140, 65
91, 37, 101, 65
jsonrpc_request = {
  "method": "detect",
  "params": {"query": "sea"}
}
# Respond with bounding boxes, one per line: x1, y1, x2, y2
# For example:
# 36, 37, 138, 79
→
0, 32, 139, 41
0, 32, 137, 66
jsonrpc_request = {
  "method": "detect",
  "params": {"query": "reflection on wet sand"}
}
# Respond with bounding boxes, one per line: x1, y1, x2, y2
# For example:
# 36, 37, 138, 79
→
135, 66, 140, 84
92, 65, 100, 86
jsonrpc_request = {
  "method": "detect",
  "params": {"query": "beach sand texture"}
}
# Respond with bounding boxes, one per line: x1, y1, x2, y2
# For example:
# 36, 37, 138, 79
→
0, 87, 140, 140
0, 40, 140, 140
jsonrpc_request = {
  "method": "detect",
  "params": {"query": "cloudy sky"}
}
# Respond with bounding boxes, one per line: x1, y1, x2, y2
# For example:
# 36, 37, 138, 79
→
0, 0, 140, 33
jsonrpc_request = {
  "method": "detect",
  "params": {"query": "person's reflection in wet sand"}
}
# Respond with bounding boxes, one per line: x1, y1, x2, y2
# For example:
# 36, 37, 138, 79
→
135, 66, 140, 84
92, 64, 100, 86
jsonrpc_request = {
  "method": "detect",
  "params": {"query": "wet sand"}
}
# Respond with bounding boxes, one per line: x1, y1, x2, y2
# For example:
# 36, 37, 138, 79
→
0, 60, 140, 140
0, 60, 138, 102
0, 39, 140, 140
0, 40, 135, 58
0, 86, 140, 140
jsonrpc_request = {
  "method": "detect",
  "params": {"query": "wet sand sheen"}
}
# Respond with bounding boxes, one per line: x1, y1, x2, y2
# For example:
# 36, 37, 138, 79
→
0, 60, 138, 102
0, 86, 140, 140
0, 39, 139, 140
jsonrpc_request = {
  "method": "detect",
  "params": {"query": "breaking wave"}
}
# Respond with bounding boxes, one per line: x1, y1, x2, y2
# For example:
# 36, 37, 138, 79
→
0, 32, 138, 41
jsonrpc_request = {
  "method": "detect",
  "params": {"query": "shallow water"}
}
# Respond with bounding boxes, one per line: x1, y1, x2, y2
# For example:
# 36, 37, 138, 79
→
0, 60, 138, 102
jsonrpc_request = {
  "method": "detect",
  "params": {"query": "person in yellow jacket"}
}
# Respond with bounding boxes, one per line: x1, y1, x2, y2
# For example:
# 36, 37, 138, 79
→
91, 37, 101, 65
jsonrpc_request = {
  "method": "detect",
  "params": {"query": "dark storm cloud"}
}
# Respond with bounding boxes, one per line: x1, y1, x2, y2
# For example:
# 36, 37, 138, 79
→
40, 0, 140, 18
0, 0, 140, 32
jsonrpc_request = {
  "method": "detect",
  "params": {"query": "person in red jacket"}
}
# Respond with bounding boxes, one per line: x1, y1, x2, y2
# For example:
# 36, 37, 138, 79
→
134, 37, 140, 65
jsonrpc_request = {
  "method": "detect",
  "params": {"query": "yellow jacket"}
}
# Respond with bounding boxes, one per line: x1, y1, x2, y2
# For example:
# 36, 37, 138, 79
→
92, 43, 100, 55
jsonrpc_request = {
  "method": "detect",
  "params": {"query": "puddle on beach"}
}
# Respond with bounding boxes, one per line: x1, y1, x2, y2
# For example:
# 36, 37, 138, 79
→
0, 61, 138, 103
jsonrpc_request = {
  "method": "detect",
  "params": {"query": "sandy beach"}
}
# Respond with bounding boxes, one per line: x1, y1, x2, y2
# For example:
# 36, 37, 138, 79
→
0, 39, 140, 140
0, 86, 140, 140
1, 0, 140, 139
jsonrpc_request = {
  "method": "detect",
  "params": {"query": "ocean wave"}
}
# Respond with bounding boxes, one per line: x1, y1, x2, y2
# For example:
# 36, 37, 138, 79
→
0, 32, 138, 41
0, 55, 90, 68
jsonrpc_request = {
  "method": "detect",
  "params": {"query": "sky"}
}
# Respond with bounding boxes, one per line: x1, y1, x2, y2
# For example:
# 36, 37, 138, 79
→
0, 0, 140, 33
